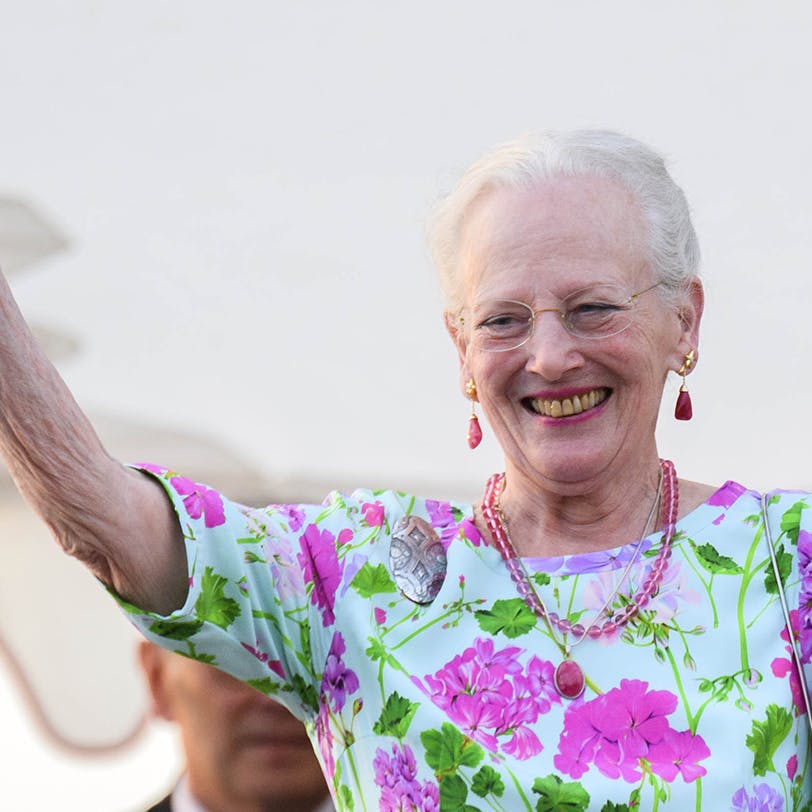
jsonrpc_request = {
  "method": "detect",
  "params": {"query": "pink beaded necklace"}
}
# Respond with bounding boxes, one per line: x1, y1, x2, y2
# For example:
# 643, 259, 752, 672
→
481, 458, 678, 699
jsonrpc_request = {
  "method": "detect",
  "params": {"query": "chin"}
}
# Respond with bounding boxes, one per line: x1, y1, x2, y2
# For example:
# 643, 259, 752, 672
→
523, 447, 617, 488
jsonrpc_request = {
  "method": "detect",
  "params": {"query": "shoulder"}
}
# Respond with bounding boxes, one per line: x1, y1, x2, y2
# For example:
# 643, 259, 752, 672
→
313, 487, 475, 533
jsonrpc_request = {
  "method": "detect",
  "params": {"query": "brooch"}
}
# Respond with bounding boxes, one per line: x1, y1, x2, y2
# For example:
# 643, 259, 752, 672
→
389, 515, 447, 604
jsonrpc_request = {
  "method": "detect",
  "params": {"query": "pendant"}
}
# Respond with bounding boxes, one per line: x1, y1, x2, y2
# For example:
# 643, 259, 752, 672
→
554, 658, 585, 700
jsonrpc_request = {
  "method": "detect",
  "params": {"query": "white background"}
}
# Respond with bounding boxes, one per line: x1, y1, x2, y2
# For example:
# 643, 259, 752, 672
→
1, 2, 812, 809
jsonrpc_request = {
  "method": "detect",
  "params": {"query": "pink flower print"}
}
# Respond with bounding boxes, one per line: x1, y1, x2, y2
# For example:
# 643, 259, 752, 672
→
646, 560, 701, 624
501, 723, 544, 759
240, 640, 286, 679
460, 517, 483, 546
362, 501, 385, 527
798, 530, 812, 662
264, 536, 306, 602
297, 524, 344, 627
771, 610, 806, 716
272, 504, 306, 532
647, 728, 710, 783
321, 632, 359, 712
787, 754, 798, 780
707, 481, 747, 524
554, 699, 606, 779
373, 742, 439, 812
136, 462, 168, 476
595, 680, 676, 767
315, 702, 335, 779
339, 552, 366, 598
374, 607, 387, 625
707, 481, 746, 508
516, 655, 560, 715
416, 638, 554, 759
554, 680, 700, 784
581, 571, 627, 641
731, 783, 784, 812
425, 499, 477, 550
169, 475, 226, 528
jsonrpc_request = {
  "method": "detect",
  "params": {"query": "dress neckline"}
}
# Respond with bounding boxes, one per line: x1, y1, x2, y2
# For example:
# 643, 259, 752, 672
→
474, 479, 758, 577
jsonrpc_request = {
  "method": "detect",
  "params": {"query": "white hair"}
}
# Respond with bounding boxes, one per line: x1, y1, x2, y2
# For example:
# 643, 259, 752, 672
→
428, 130, 701, 311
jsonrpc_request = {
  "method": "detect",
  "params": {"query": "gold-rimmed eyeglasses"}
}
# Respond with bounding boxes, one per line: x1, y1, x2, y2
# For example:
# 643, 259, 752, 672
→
459, 282, 663, 352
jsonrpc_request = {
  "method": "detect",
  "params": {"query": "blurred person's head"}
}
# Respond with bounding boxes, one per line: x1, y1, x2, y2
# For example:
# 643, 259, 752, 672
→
138, 641, 330, 812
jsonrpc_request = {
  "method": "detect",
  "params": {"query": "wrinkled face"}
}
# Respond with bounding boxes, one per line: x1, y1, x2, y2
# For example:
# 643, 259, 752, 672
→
142, 646, 328, 811
448, 174, 702, 491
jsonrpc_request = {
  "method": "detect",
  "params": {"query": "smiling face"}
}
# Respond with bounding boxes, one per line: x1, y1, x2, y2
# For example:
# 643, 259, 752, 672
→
139, 642, 329, 812
448, 174, 702, 494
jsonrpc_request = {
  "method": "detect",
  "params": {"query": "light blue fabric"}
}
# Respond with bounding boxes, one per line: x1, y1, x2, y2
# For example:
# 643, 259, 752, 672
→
120, 466, 811, 811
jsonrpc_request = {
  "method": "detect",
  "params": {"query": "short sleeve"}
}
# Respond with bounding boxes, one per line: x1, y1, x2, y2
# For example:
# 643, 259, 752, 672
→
114, 463, 370, 721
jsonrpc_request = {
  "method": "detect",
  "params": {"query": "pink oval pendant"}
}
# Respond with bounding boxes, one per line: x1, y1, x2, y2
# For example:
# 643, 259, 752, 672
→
554, 659, 585, 699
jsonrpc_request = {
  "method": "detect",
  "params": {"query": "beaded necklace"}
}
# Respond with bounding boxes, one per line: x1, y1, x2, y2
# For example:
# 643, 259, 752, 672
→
481, 458, 678, 699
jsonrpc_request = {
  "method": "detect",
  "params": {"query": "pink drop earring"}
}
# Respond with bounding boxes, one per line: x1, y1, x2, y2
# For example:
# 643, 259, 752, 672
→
465, 379, 483, 449
674, 350, 696, 421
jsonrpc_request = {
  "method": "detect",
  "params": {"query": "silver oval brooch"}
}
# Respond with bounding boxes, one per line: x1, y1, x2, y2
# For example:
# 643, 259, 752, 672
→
389, 515, 447, 604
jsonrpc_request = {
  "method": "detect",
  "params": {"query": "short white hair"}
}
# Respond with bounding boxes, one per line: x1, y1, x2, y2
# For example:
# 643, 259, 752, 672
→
428, 130, 701, 311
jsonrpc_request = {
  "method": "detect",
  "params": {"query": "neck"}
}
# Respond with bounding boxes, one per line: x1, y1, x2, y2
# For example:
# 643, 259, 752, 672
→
493, 456, 665, 557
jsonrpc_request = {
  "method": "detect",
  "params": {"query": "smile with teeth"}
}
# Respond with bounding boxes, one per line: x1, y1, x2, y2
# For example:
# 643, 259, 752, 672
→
527, 387, 609, 418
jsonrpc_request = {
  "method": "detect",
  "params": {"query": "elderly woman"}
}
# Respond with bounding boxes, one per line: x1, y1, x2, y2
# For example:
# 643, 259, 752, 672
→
0, 130, 809, 811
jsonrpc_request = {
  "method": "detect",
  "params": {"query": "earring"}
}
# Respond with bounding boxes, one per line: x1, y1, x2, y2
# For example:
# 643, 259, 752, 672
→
465, 378, 483, 449
674, 350, 696, 421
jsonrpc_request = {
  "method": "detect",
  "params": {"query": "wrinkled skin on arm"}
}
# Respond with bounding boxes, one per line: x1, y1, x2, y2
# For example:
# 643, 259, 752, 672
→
0, 270, 187, 614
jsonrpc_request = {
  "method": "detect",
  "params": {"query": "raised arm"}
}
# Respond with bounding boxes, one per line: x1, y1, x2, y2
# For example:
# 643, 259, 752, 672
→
0, 270, 187, 614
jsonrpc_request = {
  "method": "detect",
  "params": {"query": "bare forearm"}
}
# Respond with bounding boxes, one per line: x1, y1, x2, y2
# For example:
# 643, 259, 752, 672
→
0, 273, 187, 613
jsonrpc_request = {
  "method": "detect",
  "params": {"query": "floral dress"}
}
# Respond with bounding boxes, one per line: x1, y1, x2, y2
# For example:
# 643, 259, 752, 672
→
121, 465, 812, 812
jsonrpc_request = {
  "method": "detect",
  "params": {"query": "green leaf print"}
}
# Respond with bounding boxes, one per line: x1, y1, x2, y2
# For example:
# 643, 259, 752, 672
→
421, 723, 485, 773
246, 676, 280, 695
350, 562, 397, 597
780, 500, 806, 544
243, 549, 267, 564
372, 691, 419, 738
763, 542, 793, 594
745, 703, 793, 775
365, 638, 398, 669
299, 619, 313, 664
471, 765, 505, 798
439, 773, 481, 812
690, 542, 743, 574
290, 672, 319, 712
474, 598, 537, 638
599, 804, 630, 812
195, 566, 241, 628
339, 784, 354, 809
147, 618, 203, 640
532, 571, 551, 587
531, 774, 591, 811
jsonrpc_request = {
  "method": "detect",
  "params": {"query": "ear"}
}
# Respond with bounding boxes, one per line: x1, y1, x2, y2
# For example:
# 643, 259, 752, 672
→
137, 641, 176, 722
672, 277, 704, 371
444, 310, 473, 395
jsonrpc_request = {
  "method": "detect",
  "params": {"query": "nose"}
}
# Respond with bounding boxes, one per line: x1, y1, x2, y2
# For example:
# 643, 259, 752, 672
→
523, 309, 584, 380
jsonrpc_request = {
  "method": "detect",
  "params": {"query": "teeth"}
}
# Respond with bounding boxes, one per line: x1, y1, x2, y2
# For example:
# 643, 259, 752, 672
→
529, 388, 608, 418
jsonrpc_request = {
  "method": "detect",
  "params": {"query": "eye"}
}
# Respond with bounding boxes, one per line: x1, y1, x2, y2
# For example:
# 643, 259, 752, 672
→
479, 313, 524, 330
569, 300, 624, 317
476, 305, 531, 334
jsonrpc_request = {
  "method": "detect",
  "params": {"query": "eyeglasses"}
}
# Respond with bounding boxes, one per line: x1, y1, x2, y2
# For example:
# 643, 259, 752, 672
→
460, 282, 663, 352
